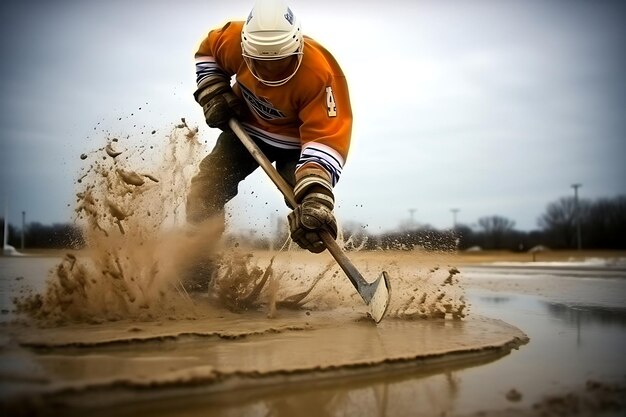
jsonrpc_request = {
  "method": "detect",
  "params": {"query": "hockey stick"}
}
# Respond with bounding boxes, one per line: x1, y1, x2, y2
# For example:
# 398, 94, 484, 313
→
228, 118, 391, 323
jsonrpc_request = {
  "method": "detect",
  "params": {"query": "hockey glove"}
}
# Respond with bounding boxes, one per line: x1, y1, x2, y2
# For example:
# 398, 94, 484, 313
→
288, 174, 338, 253
194, 77, 244, 130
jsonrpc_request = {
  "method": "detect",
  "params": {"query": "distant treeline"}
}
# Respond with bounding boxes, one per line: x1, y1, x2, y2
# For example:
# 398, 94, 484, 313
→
374, 194, 624, 251
1, 221, 84, 250
1, 195, 624, 251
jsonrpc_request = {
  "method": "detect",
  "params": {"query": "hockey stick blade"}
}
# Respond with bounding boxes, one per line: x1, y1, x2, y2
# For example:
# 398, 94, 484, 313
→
362, 271, 391, 323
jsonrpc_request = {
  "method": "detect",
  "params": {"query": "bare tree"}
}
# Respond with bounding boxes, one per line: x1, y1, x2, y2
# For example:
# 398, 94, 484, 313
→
538, 196, 590, 248
477, 215, 516, 249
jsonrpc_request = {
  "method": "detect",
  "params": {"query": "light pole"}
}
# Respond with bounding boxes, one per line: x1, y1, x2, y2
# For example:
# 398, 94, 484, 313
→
409, 208, 417, 228
571, 183, 582, 250
21, 211, 25, 251
451, 208, 459, 229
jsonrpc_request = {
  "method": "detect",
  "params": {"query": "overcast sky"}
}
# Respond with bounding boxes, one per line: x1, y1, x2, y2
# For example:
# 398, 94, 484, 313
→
1, 0, 625, 234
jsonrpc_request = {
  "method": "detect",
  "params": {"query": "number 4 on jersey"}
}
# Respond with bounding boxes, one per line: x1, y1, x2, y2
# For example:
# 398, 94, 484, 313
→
326, 86, 337, 117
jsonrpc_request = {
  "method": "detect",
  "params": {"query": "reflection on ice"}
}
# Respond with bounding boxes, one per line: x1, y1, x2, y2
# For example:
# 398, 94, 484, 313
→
543, 302, 626, 327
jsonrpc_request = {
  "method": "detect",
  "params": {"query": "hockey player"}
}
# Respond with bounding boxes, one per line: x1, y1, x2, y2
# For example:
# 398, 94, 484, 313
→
187, 0, 352, 254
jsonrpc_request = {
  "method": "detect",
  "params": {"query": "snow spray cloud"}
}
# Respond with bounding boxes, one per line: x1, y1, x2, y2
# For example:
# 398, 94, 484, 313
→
14, 119, 219, 324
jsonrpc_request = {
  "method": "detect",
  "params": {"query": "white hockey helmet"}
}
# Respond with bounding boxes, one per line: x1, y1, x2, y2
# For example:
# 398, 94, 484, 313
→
241, 0, 304, 86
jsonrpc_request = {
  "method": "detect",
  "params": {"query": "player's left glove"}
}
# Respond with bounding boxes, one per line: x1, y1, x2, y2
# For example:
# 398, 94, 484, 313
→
287, 172, 337, 253
194, 76, 243, 131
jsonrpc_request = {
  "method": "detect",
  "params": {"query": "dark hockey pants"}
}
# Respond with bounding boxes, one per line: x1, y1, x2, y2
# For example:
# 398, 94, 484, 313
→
186, 130, 300, 225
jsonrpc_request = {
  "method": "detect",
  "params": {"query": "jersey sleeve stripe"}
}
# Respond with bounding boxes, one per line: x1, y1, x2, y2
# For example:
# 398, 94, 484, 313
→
296, 143, 345, 186
195, 56, 229, 85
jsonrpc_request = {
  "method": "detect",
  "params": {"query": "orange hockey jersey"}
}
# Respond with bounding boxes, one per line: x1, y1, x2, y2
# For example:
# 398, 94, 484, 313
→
194, 21, 352, 187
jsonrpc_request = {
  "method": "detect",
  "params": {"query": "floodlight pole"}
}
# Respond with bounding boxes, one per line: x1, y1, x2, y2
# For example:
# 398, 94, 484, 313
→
21, 211, 25, 250
571, 183, 582, 250
3, 200, 8, 250
409, 208, 417, 227
451, 208, 459, 229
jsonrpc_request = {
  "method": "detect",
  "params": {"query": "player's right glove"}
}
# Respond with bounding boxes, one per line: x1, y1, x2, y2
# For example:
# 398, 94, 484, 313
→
194, 76, 244, 130
287, 170, 337, 253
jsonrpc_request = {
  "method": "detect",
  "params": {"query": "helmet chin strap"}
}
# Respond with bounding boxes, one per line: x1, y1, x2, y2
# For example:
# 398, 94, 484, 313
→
243, 53, 303, 87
